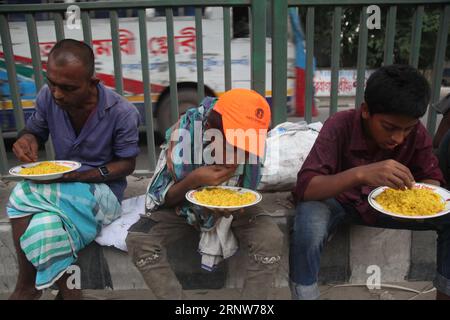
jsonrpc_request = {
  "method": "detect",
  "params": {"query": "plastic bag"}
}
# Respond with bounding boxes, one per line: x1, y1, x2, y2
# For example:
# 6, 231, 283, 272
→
258, 121, 322, 191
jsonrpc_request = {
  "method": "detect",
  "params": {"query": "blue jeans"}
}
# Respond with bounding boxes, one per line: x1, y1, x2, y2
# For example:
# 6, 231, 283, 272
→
289, 198, 450, 299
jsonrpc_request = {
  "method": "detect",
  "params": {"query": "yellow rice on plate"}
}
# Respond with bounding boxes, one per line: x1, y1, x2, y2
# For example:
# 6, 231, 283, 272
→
194, 188, 256, 207
375, 187, 445, 216
19, 162, 71, 175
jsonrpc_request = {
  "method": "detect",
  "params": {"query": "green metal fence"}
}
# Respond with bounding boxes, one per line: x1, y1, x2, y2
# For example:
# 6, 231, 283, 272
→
0, 0, 449, 178
289, 0, 449, 125
0, 0, 287, 175
0, 0, 286, 177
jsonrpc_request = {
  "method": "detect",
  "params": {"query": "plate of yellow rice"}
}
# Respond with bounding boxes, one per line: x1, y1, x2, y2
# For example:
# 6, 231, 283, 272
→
368, 183, 450, 219
186, 186, 262, 211
9, 160, 81, 181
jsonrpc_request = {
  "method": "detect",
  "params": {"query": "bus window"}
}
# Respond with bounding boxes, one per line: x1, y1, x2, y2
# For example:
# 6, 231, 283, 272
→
232, 7, 249, 38
232, 6, 273, 38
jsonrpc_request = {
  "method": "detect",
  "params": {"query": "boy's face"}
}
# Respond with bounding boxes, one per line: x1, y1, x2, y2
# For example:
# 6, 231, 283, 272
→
205, 112, 250, 165
223, 141, 248, 165
361, 103, 419, 150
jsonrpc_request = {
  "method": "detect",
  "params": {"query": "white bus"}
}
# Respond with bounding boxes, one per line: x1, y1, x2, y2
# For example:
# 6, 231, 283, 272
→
0, 7, 296, 138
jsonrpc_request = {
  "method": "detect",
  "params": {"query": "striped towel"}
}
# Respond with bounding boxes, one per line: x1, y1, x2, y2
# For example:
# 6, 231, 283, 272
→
7, 181, 121, 290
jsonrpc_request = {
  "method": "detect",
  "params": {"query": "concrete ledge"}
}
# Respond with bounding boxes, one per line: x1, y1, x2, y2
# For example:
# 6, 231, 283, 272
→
409, 231, 437, 281
350, 226, 411, 283
0, 219, 18, 293
0, 192, 438, 293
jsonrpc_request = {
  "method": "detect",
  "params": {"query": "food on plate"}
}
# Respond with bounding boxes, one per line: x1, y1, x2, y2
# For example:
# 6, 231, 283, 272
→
375, 187, 445, 216
19, 162, 71, 175
193, 187, 256, 207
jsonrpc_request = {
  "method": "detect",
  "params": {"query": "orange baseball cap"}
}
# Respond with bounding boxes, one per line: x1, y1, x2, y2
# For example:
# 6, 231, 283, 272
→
213, 88, 271, 158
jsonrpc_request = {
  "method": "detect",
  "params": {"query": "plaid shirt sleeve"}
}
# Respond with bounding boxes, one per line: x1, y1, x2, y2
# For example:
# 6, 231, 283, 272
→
145, 144, 175, 212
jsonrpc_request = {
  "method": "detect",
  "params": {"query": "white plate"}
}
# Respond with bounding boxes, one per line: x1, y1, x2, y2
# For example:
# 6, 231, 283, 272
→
368, 183, 450, 220
186, 186, 262, 212
9, 160, 82, 181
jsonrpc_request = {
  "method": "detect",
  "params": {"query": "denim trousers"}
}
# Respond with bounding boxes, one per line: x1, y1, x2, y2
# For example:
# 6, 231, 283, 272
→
289, 198, 450, 299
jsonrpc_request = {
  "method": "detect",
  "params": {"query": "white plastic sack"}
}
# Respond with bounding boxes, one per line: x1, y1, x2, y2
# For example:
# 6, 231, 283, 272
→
257, 121, 322, 191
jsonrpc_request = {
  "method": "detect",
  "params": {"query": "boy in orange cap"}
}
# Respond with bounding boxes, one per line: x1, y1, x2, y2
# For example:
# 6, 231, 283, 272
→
213, 88, 271, 159
126, 88, 283, 299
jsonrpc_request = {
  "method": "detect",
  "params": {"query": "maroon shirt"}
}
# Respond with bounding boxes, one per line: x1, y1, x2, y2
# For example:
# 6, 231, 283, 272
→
293, 109, 444, 225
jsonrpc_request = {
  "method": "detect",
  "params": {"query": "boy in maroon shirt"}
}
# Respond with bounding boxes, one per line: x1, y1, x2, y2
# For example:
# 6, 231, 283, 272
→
290, 64, 449, 300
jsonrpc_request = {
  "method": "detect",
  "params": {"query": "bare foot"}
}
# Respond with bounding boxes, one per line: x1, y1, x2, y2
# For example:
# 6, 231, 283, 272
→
8, 287, 42, 300
55, 270, 83, 300
55, 289, 82, 300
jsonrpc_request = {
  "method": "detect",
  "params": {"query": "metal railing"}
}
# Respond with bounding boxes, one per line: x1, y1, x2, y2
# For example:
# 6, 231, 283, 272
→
0, 0, 449, 178
288, 0, 449, 126
0, 0, 284, 177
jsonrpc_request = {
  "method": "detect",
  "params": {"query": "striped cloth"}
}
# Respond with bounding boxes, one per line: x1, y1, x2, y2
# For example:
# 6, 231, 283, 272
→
7, 181, 121, 290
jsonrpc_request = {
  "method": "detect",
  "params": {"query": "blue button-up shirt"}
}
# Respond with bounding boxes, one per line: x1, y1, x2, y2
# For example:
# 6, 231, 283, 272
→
26, 83, 140, 202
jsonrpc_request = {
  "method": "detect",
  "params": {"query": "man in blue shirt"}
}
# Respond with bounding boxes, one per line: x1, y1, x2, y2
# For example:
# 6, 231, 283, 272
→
8, 39, 140, 299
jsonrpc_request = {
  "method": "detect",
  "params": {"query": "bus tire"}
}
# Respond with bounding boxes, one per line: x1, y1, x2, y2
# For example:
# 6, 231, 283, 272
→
156, 87, 200, 138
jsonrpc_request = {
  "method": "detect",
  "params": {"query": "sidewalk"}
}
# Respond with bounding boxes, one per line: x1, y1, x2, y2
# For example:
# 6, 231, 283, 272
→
0, 281, 436, 300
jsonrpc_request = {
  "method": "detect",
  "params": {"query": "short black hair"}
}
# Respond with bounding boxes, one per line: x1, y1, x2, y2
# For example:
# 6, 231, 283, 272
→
48, 39, 95, 78
364, 64, 430, 118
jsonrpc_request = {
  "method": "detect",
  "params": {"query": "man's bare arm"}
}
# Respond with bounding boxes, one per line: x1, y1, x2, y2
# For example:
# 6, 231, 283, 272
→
303, 160, 415, 201
59, 157, 136, 183
164, 165, 237, 208
303, 168, 362, 201
12, 132, 40, 163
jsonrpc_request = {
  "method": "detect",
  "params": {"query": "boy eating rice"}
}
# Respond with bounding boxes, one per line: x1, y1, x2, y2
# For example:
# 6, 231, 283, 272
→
126, 88, 283, 299
289, 64, 450, 300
